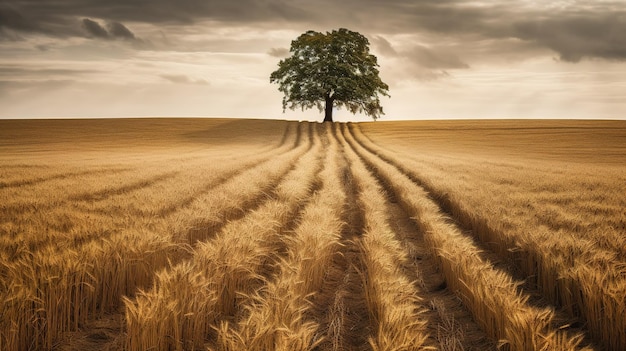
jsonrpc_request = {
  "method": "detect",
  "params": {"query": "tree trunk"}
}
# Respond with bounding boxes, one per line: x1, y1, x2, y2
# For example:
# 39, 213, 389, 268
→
324, 95, 334, 122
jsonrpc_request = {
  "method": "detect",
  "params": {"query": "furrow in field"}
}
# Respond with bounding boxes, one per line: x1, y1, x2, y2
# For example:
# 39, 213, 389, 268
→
0, 123, 302, 261
3, 122, 297, 213
0, 122, 306, 351
380, 188, 499, 351
276, 121, 291, 148
93, 122, 312, 348
0, 166, 142, 229
344, 124, 591, 351
336, 124, 432, 351
69, 171, 180, 202
337, 123, 497, 351
208, 123, 339, 351
351, 124, 617, 350
0, 156, 268, 261
3, 122, 297, 216
135, 122, 304, 218
0, 166, 131, 189
347, 126, 597, 348
297, 123, 370, 351
175, 123, 314, 245
382, 146, 626, 262
124, 123, 323, 351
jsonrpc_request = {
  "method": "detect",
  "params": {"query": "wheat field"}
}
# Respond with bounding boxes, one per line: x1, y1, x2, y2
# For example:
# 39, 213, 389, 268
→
1, 118, 625, 351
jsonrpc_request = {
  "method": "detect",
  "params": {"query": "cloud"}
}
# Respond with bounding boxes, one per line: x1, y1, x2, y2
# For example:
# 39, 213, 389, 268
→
82, 18, 139, 41
0, 4, 40, 40
82, 18, 109, 38
0, 5, 35, 31
0, 65, 97, 78
2, 0, 626, 63
373, 35, 469, 82
410, 45, 469, 70
160, 74, 208, 85
267, 47, 288, 58
372, 36, 398, 57
108, 21, 135, 39
513, 14, 626, 62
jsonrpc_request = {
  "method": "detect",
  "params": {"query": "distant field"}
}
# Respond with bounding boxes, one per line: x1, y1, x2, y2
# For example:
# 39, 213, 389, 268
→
1, 118, 624, 351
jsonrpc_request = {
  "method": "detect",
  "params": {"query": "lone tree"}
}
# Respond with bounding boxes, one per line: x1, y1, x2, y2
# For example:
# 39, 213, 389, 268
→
270, 28, 389, 122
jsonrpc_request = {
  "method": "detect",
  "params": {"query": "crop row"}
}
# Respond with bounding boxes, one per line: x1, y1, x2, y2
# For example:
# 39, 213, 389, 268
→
351, 123, 623, 350
125, 123, 324, 350
0, 122, 309, 350
344, 124, 591, 351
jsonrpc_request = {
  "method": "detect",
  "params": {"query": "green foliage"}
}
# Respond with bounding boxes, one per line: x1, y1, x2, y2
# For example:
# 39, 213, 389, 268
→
270, 28, 389, 121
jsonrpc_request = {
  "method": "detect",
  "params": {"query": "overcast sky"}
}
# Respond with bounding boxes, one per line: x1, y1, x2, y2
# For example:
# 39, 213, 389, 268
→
1, 0, 625, 121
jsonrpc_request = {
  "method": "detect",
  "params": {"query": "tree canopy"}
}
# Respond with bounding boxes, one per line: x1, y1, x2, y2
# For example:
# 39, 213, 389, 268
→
270, 28, 389, 122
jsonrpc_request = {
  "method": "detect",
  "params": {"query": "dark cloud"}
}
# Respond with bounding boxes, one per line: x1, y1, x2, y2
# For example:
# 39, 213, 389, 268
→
81, 18, 139, 41
82, 18, 109, 38
108, 21, 135, 39
0, 5, 38, 32
0, 3, 80, 38
160, 74, 208, 85
2, 0, 626, 62
0, 4, 40, 40
267, 47, 289, 58
513, 14, 626, 62
1, 0, 311, 29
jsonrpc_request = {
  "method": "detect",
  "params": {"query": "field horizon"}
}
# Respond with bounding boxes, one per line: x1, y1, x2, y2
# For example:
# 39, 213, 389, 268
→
1, 118, 625, 350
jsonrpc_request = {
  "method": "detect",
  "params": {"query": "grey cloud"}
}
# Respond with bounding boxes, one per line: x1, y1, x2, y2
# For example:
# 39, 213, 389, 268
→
2, 0, 311, 29
36, 44, 51, 51
108, 21, 135, 39
411, 45, 469, 70
0, 4, 42, 40
267, 47, 289, 58
1, 3, 86, 39
513, 14, 626, 62
82, 18, 140, 41
160, 74, 208, 85
0, 5, 37, 32
343, 1, 626, 62
3, 0, 626, 62
82, 18, 109, 38
0, 27, 23, 41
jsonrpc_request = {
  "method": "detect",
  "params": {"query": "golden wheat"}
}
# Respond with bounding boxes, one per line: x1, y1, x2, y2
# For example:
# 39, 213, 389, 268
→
212, 124, 341, 351
124, 123, 322, 350
336, 123, 432, 351
353, 121, 625, 350
0, 119, 301, 350
345, 123, 591, 351
1, 118, 622, 351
